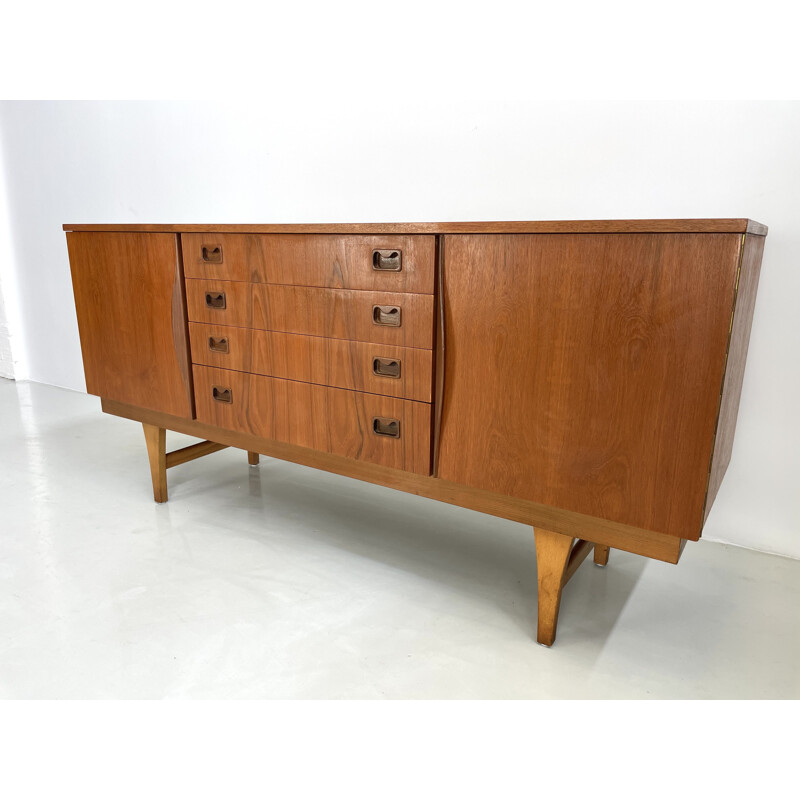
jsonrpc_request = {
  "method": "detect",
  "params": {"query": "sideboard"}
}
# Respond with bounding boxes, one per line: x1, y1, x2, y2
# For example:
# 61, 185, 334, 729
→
64, 219, 767, 645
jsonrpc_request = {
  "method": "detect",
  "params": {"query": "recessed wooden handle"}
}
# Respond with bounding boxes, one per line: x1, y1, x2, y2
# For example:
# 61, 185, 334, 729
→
372, 249, 402, 272
373, 305, 401, 327
373, 357, 401, 378
202, 245, 223, 263
372, 417, 400, 438
208, 336, 229, 353
205, 291, 226, 309
212, 385, 232, 403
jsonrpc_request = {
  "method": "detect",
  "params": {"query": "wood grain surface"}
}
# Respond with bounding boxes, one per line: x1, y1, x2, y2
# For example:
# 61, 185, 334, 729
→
64, 219, 768, 235
185, 279, 434, 349
181, 233, 435, 293
189, 322, 432, 402
704, 234, 766, 520
103, 398, 686, 563
193, 365, 432, 474
67, 232, 194, 418
436, 233, 744, 540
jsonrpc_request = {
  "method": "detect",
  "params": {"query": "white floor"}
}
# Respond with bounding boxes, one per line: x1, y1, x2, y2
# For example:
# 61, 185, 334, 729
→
1, 378, 798, 699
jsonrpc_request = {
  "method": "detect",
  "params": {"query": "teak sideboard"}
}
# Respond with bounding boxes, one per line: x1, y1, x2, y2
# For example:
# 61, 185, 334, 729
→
64, 219, 767, 645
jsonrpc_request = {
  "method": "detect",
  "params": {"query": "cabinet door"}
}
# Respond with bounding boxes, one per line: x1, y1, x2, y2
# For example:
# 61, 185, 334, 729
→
437, 233, 743, 540
67, 232, 193, 418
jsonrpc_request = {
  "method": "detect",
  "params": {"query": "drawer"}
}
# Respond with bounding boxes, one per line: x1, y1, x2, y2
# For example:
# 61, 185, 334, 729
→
193, 365, 432, 475
182, 233, 435, 294
185, 280, 434, 349
189, 323, 433, 402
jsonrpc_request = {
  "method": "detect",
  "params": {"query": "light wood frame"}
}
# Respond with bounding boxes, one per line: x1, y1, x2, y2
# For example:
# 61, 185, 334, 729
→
141, 422, 258, 503
120, 401, 686, 645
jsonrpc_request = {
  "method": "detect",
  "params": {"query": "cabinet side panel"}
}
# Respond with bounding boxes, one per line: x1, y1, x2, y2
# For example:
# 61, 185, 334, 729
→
437, 233, 742, 539
703, 234, 766, 521
67, 232, 194, 418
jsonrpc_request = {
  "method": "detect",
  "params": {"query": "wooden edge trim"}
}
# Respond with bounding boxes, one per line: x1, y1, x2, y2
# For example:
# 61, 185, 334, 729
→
701, 233, 746, 528
63, 219, 766, 235
562, 539, 594, 586
171, 233, 195, 417
165, 440, 229, 469
102, 398, 685, 564
431, 234, 445, 475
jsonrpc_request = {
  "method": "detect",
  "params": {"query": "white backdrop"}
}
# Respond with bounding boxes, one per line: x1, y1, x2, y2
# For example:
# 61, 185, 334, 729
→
1, 100, 798, 557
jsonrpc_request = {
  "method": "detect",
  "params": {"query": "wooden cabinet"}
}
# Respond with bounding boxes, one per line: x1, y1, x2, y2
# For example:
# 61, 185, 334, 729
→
64, 219, 767, 646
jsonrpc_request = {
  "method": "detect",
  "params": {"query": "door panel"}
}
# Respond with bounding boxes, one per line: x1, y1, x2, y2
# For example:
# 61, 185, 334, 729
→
436, 233, 743, 539
67, 232, 194, 418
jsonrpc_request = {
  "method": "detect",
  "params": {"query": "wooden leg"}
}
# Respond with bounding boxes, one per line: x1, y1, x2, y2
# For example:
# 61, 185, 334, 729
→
142, 423, 168, 503
594, 544, 610, 567
534, 528, 575, 647
248, 451, 260, 466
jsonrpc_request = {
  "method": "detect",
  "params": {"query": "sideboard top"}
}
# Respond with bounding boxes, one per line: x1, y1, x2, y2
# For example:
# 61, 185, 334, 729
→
63, 219, 768, 236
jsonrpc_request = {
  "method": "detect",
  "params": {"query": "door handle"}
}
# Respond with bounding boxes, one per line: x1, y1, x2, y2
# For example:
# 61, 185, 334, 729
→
372, 417, 400, 438
372, 249, 402, 272
201, 245, 223, 263
212, 386, 232, 403
372, 357, 401, 378
372, 305, 401, 327
205, 291, 226, 309
208, 336, 229, 353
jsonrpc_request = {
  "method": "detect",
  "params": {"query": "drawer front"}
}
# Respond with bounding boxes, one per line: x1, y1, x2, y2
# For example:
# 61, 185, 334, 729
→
186, 280, 434, 349
193, 365, 432, 475
189, 323, 432, 402
182, 233, 435, 294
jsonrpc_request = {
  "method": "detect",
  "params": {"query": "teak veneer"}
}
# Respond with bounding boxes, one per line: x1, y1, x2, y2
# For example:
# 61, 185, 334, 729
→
65, 220, 767, 645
